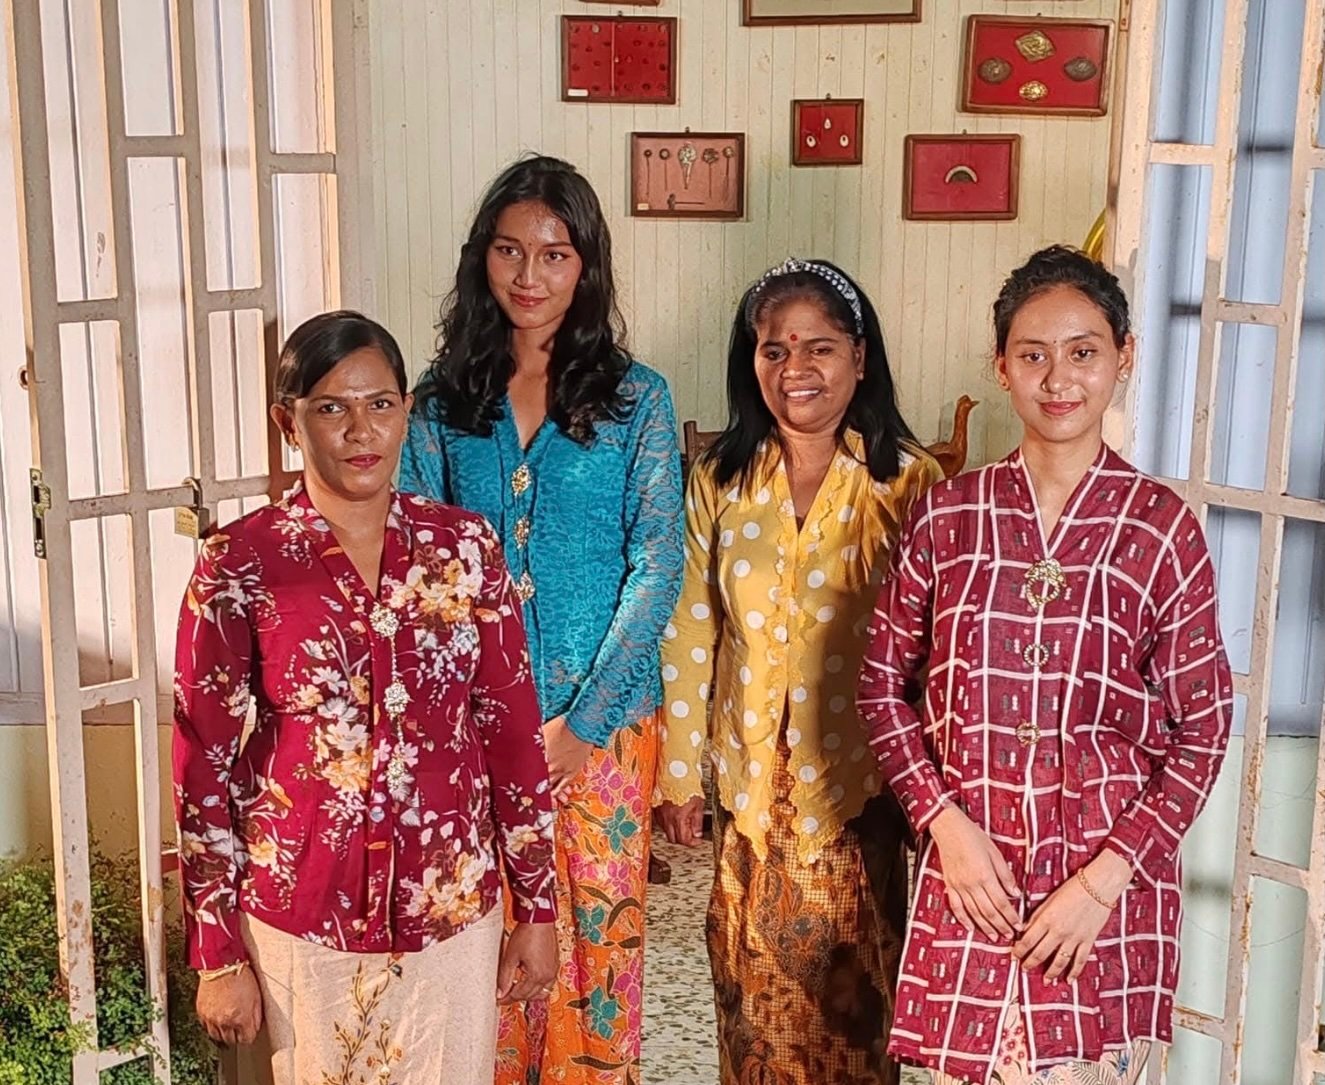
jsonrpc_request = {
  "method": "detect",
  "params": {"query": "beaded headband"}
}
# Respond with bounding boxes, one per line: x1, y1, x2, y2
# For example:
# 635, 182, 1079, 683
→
748, 257, 865, 336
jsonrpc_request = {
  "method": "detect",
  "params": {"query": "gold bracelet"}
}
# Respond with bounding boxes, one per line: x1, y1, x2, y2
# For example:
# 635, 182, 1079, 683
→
198, 960, 249, 982
1076, 868, 1117, 910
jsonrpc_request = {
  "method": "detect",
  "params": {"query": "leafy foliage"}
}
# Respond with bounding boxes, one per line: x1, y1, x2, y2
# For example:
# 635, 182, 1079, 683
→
0, 851, 216, 1084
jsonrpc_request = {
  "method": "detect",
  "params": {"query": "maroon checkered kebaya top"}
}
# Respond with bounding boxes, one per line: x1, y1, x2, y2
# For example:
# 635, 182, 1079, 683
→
858, 446, 1232, 1084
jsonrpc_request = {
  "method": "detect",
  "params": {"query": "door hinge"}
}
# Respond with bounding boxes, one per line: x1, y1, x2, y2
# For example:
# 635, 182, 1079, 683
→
30, 468, 51, 559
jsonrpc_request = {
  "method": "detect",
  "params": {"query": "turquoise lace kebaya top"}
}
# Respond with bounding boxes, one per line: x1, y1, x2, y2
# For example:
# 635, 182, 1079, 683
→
399, 362, 684, 747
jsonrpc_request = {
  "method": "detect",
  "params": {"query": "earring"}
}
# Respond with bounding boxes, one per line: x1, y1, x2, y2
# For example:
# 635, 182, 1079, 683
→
1119, 373, 1130, 384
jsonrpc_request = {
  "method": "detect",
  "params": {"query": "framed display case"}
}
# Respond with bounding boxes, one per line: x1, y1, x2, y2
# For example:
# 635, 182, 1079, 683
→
791, 98, 865, 166
902, 134, 1021, 221
961, 15, 1111, 116
561, 16, 677, 104
630, 132, 746, 220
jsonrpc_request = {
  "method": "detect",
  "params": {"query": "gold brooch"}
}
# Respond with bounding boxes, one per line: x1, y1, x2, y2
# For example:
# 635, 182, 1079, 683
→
1023, 642, 1050, 670
511, 463, 533, 497
1015, 30, 1055, 63
1024, 558, 1065, 611
1019, 80, 1049, 102
514, 516, 531, 548
1015, 720, 1041, 747
515, 572, 536, 602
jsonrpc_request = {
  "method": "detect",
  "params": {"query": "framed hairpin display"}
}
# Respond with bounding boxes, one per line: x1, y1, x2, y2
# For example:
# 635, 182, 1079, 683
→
743, 0, 920, 25
791, 98, 864, 166
561, 16, 677, 104
961, 16, 1111, 117
902, 134, 1020, 221
630, 132, 746, 220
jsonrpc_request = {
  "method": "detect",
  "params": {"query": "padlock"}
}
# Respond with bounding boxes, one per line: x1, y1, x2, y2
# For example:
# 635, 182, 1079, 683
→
174, 477, 211, 540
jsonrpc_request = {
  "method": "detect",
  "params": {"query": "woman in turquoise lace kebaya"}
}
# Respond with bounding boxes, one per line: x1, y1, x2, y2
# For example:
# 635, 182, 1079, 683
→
400, 155, 684, 1085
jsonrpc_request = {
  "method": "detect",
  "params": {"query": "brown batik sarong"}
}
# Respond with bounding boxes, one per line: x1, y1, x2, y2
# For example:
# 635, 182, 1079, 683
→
706, 733, 908, 1085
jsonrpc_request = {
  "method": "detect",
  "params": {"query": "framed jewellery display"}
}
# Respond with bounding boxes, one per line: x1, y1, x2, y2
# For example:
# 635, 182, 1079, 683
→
578, 0, 661, 4
902, 134, 1021, 221
742, 0, 920, 25
561, 15, 677, 104
630, 132, 746, 220
960, 15, 1112, 117
791, 98, 865, 166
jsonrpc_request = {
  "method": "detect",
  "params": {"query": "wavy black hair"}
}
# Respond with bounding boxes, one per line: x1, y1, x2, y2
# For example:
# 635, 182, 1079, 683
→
705, 260, 918, 488
413, 155, 631, 443
273, 309, 408, 404
993, 245, 1131, 353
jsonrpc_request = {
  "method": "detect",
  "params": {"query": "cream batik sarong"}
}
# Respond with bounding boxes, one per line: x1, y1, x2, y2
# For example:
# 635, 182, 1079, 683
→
242, 905, 502, 1085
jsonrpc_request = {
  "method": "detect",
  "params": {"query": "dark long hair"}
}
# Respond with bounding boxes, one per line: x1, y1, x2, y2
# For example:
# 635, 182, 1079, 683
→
706, 260, 918, 487
413, 155, 631, 443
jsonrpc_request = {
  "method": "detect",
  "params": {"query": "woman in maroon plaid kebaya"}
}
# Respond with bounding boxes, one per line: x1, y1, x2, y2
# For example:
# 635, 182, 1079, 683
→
858, 247, 1232, 1085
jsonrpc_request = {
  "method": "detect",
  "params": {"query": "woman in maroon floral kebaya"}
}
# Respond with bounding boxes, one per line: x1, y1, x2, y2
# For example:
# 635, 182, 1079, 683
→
173, 311, 557, 1084
859, 248, 1232, 1085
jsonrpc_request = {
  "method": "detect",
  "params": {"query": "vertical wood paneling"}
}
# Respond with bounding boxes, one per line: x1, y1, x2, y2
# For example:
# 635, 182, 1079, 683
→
366, 0, 1117, 464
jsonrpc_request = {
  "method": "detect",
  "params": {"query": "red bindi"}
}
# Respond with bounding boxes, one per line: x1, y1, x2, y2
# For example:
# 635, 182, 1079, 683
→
789, 333, 799, 342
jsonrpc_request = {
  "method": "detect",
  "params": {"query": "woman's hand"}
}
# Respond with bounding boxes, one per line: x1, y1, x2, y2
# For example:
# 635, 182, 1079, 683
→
195, 966, 263, 1046
497, 921, 559, 1004
1013, 849, 1132, 982
542, 716, 593, 798
655, 796, 706, 847
929, 804, 1023, 941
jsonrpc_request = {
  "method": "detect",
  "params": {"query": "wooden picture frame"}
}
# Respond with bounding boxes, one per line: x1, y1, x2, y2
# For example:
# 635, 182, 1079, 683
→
960, 15, 1112, 117
791, 98, 864, 166
630, 132, 746, 220
902, 134, 1020, 221
743, 0, 920, 26
578, 0, 660, 4
561, 16, 677, 105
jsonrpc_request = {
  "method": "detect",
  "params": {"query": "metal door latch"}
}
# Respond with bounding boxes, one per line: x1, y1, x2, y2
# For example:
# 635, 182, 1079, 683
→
30, 468, 50, 559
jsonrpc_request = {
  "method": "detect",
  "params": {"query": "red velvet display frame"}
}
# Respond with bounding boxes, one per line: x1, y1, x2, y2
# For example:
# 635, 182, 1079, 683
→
960, 16, 1111, 117
561, 16, 677, 105
902, 134, 1021, 221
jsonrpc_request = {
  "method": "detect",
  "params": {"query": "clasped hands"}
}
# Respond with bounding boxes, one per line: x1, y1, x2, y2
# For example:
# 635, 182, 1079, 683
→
928, 804, 1132, 983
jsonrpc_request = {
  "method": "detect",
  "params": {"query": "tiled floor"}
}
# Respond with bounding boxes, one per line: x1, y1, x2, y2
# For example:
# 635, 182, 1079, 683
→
642, 837, 931, 1085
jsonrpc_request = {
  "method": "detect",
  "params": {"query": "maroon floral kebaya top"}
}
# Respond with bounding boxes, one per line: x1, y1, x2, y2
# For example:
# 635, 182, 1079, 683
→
173, 483, 556, 969
858, 447, 1232, 1084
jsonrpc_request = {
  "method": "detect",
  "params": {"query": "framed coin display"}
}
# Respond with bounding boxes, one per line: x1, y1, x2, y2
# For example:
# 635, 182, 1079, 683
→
961, 16, 1111, 117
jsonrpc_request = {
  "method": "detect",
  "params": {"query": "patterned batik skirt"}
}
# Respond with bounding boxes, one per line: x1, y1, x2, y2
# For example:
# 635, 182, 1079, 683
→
706, 729, 909, 1085
931, 999, 1151, 1085
241, 905, 502, 1085
496, 710, 658, 1085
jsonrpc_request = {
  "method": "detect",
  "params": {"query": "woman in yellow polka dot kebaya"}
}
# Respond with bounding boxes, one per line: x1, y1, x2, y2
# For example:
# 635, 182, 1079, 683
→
654, 259, 943, 1085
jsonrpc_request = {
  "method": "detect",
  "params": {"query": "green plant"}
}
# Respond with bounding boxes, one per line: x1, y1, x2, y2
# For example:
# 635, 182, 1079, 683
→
0, 851, 216, 1084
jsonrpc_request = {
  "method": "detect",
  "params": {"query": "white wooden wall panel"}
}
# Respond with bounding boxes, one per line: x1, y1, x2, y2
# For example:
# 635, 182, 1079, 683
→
364, 0, 1117, 466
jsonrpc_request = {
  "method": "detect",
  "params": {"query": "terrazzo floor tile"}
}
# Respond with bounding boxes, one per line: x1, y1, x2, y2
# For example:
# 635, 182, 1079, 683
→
643, 837, 932, 1085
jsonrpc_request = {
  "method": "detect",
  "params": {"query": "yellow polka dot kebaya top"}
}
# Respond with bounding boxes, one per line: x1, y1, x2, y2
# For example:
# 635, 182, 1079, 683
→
657, 431, 942, 861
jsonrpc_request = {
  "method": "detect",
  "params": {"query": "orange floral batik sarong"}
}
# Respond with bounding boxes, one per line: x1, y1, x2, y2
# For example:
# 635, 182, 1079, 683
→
496, 711, 658, 1085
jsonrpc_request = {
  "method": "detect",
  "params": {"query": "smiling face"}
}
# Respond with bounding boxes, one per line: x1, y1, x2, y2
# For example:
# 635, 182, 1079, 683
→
996, 284, 1134, 451
753, 297, 864, 440
270, 346, 412, 503
485, 200, 583, 338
